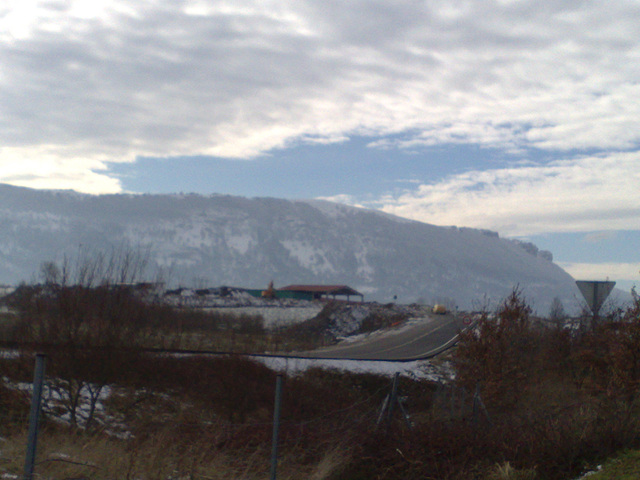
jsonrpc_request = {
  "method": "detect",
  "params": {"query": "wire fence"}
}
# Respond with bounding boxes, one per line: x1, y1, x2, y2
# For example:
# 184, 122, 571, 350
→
10, 355, 495, 480
431, 382, 492, 425
7, 355, 403, 479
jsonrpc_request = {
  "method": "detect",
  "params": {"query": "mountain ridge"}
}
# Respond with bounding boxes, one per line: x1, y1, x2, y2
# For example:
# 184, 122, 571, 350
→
0, 183, 581, 313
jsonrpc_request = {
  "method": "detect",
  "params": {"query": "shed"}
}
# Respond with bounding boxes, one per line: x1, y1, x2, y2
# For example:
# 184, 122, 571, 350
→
278, 284, 364, 302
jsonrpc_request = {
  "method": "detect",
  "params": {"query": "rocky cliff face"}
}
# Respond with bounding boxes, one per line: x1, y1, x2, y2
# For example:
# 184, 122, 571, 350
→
0, 183, 581, 313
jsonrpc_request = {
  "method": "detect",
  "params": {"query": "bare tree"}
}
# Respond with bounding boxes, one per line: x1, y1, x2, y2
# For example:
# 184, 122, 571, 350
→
14, 247, 161, 430
548, 297, 566, 327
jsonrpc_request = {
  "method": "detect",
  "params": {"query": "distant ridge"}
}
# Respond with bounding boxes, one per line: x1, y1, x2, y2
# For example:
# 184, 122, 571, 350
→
0, 183, 582, 312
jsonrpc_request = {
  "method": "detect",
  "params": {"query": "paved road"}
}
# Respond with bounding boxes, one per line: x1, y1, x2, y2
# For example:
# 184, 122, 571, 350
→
294, 313, 466, 361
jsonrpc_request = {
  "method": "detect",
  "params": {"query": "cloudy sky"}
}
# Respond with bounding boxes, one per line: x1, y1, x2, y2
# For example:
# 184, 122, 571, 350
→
1, 0, 639, 292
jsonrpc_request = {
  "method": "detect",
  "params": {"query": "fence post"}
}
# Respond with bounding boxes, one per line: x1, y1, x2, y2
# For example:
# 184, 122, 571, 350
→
472, 383, 492, 431
449, 385, 455, 418
472, 385, 479, 429
24, 353, 46, 480
385, 372, 400, 432
397, 395, 413, 429
270, 374, 283, 480
377, 373, 413, 431
375, 394, 390, 430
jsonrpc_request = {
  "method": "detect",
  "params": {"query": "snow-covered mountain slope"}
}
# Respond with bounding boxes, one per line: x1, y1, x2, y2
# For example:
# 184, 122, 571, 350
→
0, 183, 582, 313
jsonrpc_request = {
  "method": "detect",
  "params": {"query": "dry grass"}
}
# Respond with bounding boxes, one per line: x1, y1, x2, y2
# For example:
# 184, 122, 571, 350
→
0, 356, 376, 480
0, 428, 348, 480
485, 462, 538, 480
308, 448, 351, 480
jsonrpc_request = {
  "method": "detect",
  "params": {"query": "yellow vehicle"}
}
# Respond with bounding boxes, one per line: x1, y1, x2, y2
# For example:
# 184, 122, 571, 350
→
261, 280, 276, 299
432, 304, 447, 315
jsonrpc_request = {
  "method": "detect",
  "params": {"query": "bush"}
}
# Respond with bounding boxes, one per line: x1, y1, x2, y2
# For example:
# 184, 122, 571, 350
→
454, 287, 539, 410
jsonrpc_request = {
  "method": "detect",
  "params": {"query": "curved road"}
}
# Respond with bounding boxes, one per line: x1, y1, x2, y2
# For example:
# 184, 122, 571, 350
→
293, 313, 467, 361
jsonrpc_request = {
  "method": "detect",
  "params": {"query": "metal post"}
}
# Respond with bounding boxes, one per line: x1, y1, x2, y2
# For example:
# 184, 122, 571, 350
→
472, 384, 492, 429
270, 374, 283, 480
460, 389, 466, 417
24, 354, 46, 480
375, 394, 390, 429
386, 372, 400, 431
397, 397, 413, 429
449, 386, 455, 418
476, 391, 492, 426
592, 282, 599, 326
472, 385, 479, 429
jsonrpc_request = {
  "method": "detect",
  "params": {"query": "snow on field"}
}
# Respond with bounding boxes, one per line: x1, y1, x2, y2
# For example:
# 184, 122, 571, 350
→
161, 288, 441, 337
161, 288, 325, 328
257, 355, 455, 383
7, 379, 131, 438
206, 305, 324, 328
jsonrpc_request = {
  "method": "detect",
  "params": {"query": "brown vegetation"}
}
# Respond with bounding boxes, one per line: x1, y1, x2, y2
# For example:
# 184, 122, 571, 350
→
3, 267, 640, 478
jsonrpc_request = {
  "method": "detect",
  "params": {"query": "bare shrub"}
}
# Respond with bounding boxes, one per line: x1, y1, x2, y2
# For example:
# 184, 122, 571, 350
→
572, 291, 640, 401
454, 287, 539, 410
118, 355, 277, 424
548, 296, 566, 326
8, 248, 162, 430
150, 307, 266, 351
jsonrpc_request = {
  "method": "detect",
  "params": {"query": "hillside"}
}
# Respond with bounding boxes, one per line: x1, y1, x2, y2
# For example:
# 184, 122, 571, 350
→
0, 183, 581, 312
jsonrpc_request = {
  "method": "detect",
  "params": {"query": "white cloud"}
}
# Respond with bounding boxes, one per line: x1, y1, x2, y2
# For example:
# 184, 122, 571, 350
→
315, 194, 365, 208
1, 1, 640, 192
376, 151, 640, 236
0, 146, 121, 193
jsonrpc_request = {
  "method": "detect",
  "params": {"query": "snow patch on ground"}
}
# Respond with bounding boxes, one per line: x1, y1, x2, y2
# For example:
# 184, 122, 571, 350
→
257, 356, 455, 383
318, 302, 435, 339
162, 288, 326, 328
7, 379, 131, 439
328, 304, 370, 337
207, 306, 323, 328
